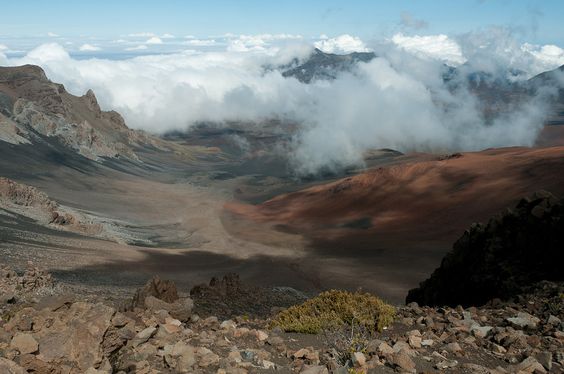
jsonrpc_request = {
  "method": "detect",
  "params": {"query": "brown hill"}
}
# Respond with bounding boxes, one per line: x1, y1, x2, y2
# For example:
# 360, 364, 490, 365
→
227, 146, 564, 249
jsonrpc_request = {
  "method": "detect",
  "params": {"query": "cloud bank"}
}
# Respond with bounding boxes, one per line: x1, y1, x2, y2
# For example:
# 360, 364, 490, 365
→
314, 34, 369, 54
3, 31, 563, 174
392, 33, 466, 65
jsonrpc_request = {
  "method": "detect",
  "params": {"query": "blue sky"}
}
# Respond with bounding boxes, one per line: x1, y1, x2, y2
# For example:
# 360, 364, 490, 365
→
1, 0, 563, 44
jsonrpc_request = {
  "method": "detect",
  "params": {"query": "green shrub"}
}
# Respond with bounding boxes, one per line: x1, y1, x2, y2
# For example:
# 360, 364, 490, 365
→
271, 290, 395, 334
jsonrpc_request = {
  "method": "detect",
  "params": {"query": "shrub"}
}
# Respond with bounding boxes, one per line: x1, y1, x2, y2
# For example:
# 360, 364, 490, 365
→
271, 290, 395, 334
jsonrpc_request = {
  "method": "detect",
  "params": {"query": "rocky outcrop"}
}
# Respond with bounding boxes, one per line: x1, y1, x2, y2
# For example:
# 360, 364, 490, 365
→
127, 276, 194, 322
0, 177, 136, 243
12, 99, 125, 160
0, 177, 57, 215
0, 176, 99, 232
407, 191, 564, 307
0, 65, 206, 162
131, 275, 179, 306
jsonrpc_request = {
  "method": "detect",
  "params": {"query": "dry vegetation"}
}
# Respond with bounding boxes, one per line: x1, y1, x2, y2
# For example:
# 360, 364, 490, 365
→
272, 290, 396, 334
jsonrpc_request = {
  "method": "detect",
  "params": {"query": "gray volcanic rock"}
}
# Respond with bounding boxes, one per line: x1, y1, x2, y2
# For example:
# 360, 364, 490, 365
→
406, 191, 564, 307
0, 65, 140, 160
281, 48, 376, 83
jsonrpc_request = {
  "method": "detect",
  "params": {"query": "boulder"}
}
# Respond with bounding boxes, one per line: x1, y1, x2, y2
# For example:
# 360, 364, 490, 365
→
535, 352, 552, 371
388, 351, 416, 373
10, 333, 38, 354
300, 365, 329, 374
0, 358, 27, 374
351, 352, 366, 367
18, 302, 114, 371
506, 312, 540, 330
143, 295, 193, 321
131, 326, 157, 347
515, 356, 546, 373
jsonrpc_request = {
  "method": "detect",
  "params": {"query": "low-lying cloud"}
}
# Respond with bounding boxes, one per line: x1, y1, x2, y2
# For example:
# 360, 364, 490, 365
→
2, 30, 563, 175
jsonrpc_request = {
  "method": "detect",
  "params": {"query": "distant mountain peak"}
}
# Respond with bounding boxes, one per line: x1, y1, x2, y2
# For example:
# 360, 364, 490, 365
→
281, 48, 376, 83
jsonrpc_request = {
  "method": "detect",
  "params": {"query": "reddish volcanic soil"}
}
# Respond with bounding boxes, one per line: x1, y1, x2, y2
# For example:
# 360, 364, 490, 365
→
224, 146, 564, 297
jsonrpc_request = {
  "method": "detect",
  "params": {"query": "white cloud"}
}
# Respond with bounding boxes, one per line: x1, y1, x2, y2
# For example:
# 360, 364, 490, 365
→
391, 29, 564, 77
162, 33, 175, 39
227, 40, 265, 52
111, 39, 128, 44
457, 27, 564, 77
183, 39, 217, 47
0, 44, 8, 51
25, 43, 70, 62
314, 34, 369, 54
125, 45, 148, 51
47, 32, 59, 37
79, 43, 101, 52
521, 43, 564, 72
146, 37, 163, 45
226, 34, 303, 52
5, 37, 561, 175
392, 33, 466, 65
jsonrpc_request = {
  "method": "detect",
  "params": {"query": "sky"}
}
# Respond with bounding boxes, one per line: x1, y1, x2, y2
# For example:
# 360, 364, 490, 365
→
1, 0, 564, 50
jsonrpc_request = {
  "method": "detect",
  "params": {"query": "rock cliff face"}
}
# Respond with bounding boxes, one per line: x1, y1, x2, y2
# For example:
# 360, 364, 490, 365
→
406, 191, 564, 307
0, 65, 188, 162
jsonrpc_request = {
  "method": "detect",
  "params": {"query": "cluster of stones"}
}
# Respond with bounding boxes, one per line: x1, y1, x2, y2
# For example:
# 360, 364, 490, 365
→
0, 264, 54, 305
0, 289, 298, 373
0, 274, 307, 374
0, 266, 562, 374
358, 289, 563, 374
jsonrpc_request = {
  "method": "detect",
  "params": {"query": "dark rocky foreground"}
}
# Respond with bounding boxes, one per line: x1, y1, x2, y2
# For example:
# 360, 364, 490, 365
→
407, 191, 564, 307
0, 263, 562, 374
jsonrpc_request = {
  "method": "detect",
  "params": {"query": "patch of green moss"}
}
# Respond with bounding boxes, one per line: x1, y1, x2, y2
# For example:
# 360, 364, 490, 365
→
271, 290, 395, 334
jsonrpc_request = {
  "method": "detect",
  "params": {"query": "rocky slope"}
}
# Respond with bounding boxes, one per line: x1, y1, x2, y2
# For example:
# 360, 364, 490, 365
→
406, 192, 564, 307
0, 264, 562, 373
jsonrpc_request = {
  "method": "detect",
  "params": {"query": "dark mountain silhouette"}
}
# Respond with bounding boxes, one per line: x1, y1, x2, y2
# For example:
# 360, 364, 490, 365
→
281, 48, 376, 83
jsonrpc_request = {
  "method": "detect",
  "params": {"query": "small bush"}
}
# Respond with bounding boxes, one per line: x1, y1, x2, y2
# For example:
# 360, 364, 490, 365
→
271, 290, 395, 334
324, 323, 372, 366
